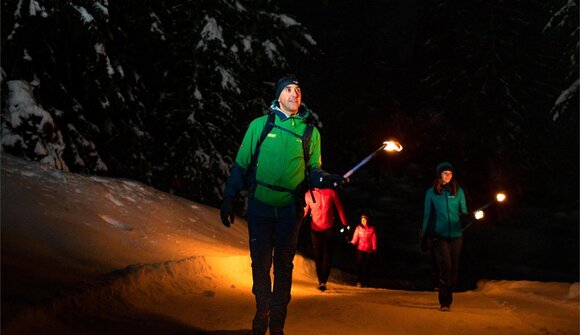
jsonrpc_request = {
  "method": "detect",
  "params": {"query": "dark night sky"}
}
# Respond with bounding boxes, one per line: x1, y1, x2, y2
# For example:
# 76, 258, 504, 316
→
278, 1, 422, 169
279, 0, 578, 199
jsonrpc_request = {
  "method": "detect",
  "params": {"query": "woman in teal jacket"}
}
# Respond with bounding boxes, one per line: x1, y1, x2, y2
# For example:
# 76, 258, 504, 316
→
421, 162, 468, 312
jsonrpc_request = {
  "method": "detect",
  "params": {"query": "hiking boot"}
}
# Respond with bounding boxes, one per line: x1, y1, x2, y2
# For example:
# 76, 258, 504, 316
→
440, 306, 450, 312
318, 283, 327, 291
252, 311, 269, 335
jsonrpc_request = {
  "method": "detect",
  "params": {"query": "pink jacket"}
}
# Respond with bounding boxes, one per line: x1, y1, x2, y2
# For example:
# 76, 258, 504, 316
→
350, 225, 377, 253
304, 188, 348, 231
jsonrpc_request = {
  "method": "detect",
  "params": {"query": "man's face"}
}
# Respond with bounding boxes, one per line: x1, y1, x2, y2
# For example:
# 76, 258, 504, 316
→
278, 84, 301, 115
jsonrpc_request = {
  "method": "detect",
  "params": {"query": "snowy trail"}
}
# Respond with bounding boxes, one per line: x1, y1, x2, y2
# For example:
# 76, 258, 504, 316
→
6, 256, 577, 335
2, 155, 578, 335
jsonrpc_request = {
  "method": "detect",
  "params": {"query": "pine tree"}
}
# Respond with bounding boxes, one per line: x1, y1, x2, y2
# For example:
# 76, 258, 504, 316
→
1, 0, 155, 180
539, 0, 579, 199
413, 0, 576, 199
150, 0, 317, 204
1, 0, 318, 206
543, 0, 578, 123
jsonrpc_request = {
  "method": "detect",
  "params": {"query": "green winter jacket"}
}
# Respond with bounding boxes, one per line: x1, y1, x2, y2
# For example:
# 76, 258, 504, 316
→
422, 186, 468, 239
223, 103, 322, 207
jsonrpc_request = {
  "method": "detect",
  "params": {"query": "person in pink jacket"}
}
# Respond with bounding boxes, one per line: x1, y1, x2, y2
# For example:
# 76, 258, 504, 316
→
350, 213, 377, 287
304, 188, 349, 291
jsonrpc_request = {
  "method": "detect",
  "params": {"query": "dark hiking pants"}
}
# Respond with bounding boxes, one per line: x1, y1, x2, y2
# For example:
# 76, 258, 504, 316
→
433, 236, 463, 308
355, 249, 373, 287
248, 208, 301, 331
311, 228, 336, 284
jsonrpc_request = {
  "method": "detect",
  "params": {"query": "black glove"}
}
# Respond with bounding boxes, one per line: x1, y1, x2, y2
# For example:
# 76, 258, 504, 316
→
220, 197, 235, 227
460, 213, 471, 227
319, 174, 346, 189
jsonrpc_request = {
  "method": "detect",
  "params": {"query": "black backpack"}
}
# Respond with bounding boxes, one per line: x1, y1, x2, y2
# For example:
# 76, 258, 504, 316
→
246, 112, 316, 202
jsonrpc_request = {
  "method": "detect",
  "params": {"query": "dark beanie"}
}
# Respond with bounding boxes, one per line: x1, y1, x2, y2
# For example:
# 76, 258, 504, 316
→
274, 74, 299, 99
436, 162, 454, 175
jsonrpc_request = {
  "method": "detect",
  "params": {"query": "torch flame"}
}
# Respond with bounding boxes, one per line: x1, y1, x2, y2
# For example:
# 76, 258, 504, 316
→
496, 193, 506, 203
474, 210, 485, 220
383, 141, 403, 152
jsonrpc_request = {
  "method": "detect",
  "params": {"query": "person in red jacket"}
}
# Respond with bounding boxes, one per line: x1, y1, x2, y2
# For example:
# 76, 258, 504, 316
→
303, 187, 349, 291
350, 213, 377, 287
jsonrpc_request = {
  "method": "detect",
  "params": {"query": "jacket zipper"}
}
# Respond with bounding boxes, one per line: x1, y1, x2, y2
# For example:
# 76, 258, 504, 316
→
445, 188, 451, 238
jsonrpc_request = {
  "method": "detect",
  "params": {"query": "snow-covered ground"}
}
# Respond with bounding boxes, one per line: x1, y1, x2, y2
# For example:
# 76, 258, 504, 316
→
1, 154, 578, 335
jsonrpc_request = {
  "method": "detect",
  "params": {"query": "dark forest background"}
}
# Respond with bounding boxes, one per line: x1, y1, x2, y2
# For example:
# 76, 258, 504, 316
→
1, 0, 578, 286
2, 0, 578, 206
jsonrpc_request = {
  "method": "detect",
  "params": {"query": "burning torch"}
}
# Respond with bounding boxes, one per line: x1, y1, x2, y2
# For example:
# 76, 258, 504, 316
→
334, 140, 403, 187
462, 192, 507, 231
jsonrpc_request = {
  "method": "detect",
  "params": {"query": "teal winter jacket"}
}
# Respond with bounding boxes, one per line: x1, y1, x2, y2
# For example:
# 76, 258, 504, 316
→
422, 186, 468, 239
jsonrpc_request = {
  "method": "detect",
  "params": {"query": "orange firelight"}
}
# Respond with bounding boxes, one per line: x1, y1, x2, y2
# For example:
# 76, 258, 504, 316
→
383, 140, 403, 152
496, 193, 506, 203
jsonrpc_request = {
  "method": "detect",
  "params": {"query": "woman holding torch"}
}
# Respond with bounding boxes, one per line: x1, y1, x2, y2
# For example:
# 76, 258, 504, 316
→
421, 162, 468, 312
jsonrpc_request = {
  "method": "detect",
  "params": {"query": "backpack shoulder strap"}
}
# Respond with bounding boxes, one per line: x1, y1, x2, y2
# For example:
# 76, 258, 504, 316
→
302, 118, 316, 202
250, 112, 275, 168
261, 112, 276, 144
245, 112, 275, 196
302, 120, 314, 164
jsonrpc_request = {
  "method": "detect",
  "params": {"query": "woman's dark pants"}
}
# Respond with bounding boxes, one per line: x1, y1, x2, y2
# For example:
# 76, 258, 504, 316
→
310, 228, 336, 284
433, 236, 463, 308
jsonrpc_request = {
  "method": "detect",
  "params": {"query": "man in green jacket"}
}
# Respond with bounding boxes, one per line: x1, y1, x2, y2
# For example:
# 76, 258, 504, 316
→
221, 74, 344, 335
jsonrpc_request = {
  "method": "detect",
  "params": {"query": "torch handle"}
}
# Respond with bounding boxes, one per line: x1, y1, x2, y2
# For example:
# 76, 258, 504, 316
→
473, 201, 494, 213
465, 194, 506, 232
333, 144, 386, 187
462, 220, 474, 232
342, 144, 387, 179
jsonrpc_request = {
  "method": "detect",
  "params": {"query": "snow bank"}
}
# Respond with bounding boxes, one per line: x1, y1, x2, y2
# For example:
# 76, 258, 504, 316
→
2, 154, 578, 335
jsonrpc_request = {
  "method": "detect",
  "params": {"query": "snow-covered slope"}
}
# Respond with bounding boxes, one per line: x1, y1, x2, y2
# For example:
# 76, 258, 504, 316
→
1, 154, 578, 335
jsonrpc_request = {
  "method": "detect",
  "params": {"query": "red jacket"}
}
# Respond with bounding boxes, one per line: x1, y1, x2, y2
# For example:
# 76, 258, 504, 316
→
304, 188, 348, 231
350, 225, 377, 253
